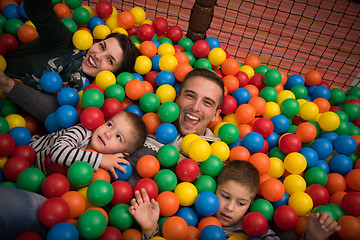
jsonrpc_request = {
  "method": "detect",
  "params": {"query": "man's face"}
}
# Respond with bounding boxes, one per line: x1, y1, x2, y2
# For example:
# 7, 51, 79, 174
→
176, 76, 222, 136
81, 37, 123, 77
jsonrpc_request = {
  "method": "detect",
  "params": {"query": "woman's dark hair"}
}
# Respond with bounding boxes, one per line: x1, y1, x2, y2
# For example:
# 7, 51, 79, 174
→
105, 33, 140, 75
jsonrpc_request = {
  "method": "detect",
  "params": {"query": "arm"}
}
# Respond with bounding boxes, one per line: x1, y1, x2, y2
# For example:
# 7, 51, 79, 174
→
304, 212, 341, 240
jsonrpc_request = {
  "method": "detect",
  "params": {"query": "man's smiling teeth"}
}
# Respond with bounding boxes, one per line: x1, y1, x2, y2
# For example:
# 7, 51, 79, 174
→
186, 113, 199, 121
89, 57, 97, 68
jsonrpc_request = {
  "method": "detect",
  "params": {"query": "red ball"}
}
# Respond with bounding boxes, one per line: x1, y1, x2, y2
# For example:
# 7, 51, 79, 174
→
41, 173, 70, 198
191, 40, 210, 58
341, 192, 360, 217
305, 184, 330, 208
273, 205, 299, 230
144, 71, 158, 89
126, 25, 138, 37
152, 17, 168, 35
0, 133, 15, 156
80, 107, 105, 130
221, 95, 237, 115
101, 98, 122, 119
0, 43, 7, 56
3, 156, 30, 182
242, 212, 268, 237
279, 133, 302, 154
96, 0, 113, 19
98, 226, 123, 240
133, 178, 158, 200
173, 44, 184, 53
11, 145, 36, 165
213, 69, 225, 79
235, 71, 250, 87
166, 26, 183, 44
38, 197, 70, 228
250, 74, 266, 91
111, 180, 133, 205
252, 118, 274, 138
0, 34, 19, 52
175, 158, 199, 182
14, 232, 42, 240
137, 24, 155, 41
84, 83, 105, 95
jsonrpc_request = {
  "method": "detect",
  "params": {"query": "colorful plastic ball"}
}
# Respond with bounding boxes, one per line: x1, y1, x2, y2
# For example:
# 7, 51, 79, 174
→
109, 162, 132, 181
177, 38, 193, 52
283, 152, 307, 174
200, 155, 223, 177
95, 70, 116, 91
284, 74, 304, 90
80, 107, 104, 130
136, 155, 160, 178
137, 23, 155, 41
134, 178, 159, 200
39, 198, 70, 228
55, 105, 78, 128
108, 204, 134, 232
166, 25, 183, 43
220, 95, 237, 115
337, 215, 360, 240
125, 104, 143, 117
87, 180, 114, 207
129, 6, 145, 25
174, 182, 198, 206
77, 209, 107, 239
5, 113, 25, 130
298, 147, 319, 168
117, 11, 135, 29
342, 103, 360, 121
44, 113, 61, 133
42, 174, 70, 198
193, 58, 212, 70
191, 40, 210, 58
100, 98, 122, 119
305, 184, 330, 208
175, 207, 198, 227
162, 216, 188, 240
67, 161, 94, 187
329, 88, 345, 106
280, 98, 300, 118
156, 144, 179, 169
46, 222, 79, 240
249, 199, 274, 222
152, 17, 168, 35
154, 169, 178, 192
341, 192, 360, 216
56, 87, 79, 106
329, 154, 353, 176
217, 123, 239, 144
200, 225, 225, 240
17, 24, 38, 44
188, 138, 211, 162
93, 24, 111, 39
252, 118, 273, 138
39, 72, 62, 93
242, 132, 264, 154
266, 157, 284, 178
273, 205, 298, 231
81, 88, 105, 109
311, 138, 333, 159
72, 29, 93, 50
156, 70, 175, 87
110, 180, 133, 205
346, 169, 360, 191
2, 4, 20, 20
261, 178, 285, 202
208, 48, 226, 66
272, 192, 290, 209
271, 114, 290, 134
263, 69, 282, 87
16, 167, 46, 193
5, 18, 24, 37
232, 87, 251, 106
333, 134, 357, 155
304, 70, 322, 86
3, 156, 30, 181
61, 18, 77, 33
11, 145, 35, 165
288, 192, 313, 216
242, 212, 268, 237
176, 158, 199, 182
95, 0, 113, 19
139, 92, 160, 113
14, 231, 43, 240
156, 191, 179, 217
8, 126, 31, 146
134, 55, 152, 75
155, 123, 177, 144
295, 122, 317, 143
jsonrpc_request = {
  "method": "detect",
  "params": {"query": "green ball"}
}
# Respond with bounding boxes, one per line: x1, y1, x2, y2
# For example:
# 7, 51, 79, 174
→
304, 167, 328, 186
218, 123, 239, 144
0, 181, 17, 188
72, 7, 91, 25
158, 216, 169, 235
152, 33, 158, 41
81, 88, 105, 108
154, 169, 178, 192
263, 69, 282, 87
109, 204, 134, 231
0, 99, 19, 117
194, 58, 212, 70
327, 203, 345, 221
130, 35, 142, 45
280, 98, 300, 117
250, 199, 274, 221
157, 144, 179, 168
0, 15, 7, 34
178, 37, 193, 51
117, 72, 135, 87
184, 51, 196, 66
5, 18, 23, 37
308, 120, 322, 138
87, 180, 114, 207
302, 141, 313, 148
194, 175, 217, 193
255, 65, 269, 75
158, 101, 179, 123
268, 147, 286, 160
342, 103, 360, 121
16, 168, 46, 193
291, 85, 308, 99
286, 125, 297, 134
334, 110, 349, 122
65, 0, 82, 9
334, 120, 350, 136
329, 88, 345, 106
0, 117, 9, 133
61, 18, 77, 33
158, 37, 173, 45
348, 152, 359, 164
200, 155, 223, 177
312, 206, 337, 221
104, 84, 125, 102
346, 87, 360, 99
344, 95, 359, 103
52, 0, 62, 6
77, 209, 107, 239
67, 161, 94, 187
139, 92, 160, 113
259, 87, 278, 102
349, 125, 360, 136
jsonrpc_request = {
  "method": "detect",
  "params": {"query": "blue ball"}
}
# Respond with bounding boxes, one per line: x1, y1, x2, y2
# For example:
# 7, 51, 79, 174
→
228, 138, 242, 149
307, 86, 317, 96
126, 104, 144, 117
175, 207, 199, 227
155, 123, 178, 144
272, 192, 289, 209
151, 40, 161, 48
174, 83, 181, 94
333, 135, 357, 155
80, 78, 91, 91
88, 16, 105, 32
57, 87, 79, 106
329, 154, 353, 175
315, 160, 330, 174
271, 114, 290, 134
195, 191, 219, 217
151, 54, 162, 71
45, 112, 62, 132
265, 131, 279, 149
231, 88, 251, 105
311, 138, 333, 159
132, 72, 144, 81
310, 86, 331, 100
40, 72, 63, 93
8, 126, 31, 146
47, 222, 79, 240
2, 4, 20, 20
110, 162, 133, 181
299, 147, 319, 168
242, 132, 264, 153
284, 74, 304, 90
156, 70, 175, 86
319, 131, 338, 143
205, 37, 221, 49
200, 225, 226, 240
19, 2, 28, 19
55, 105, 79, 128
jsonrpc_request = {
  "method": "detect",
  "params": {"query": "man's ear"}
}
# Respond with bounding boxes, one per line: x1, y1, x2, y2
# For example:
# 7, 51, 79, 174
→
212, 109, 221, 121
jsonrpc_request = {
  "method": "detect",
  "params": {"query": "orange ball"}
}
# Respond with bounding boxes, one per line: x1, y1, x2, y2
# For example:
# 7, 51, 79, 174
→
174, 52, 189, 64
17, 25, 38, 44
258, 174, 271, 195
197, 216, 222, 232
136, 155, 160, 178
207, 115, 222, 132
249, 152, 271, 176
279, 70, 288, 86
312, 98, 330, 113
139, 41, 158, 59
142, 80, 154, 93
187, 226, 200, 239
53, 3, 71, 19
122, 228, 142, 240
329, 191, 347, 206
295, 122, 317, 143
248, 96, 267, 116
244, 55, 261, 69
24, 115, 39, 135
346, 169, 360, 191
305, 70, 322, 86
65, 218, 78, 227
235, 104, 256, 124
61, 191, 86, 219
90, 168, 111, 184
261, 178, 285, 202
156, 191, 180, 217
121, 97, 133, 110
325, 173, 347, 194
237, 123, 253, 139
86, 207, 108, 224
222, 75, 239, 94
221, 58, 239, 76
244, 84, 259, 98
228, 146, 251, 161
293, 216, 308, 238
173, 63, 193, 82
142, 112, 163, 134
117, 11, 136, 29
273, 83, 283, 93
125, 79, 146, 100
162, 216, 189, 240
337, 215, 360, 240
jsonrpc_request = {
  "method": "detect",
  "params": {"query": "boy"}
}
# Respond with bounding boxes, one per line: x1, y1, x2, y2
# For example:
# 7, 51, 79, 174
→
30, 110, 147, 179
129, 160, 341, 240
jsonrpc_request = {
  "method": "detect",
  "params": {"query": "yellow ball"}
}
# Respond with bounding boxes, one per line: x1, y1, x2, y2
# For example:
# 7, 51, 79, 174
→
318, 111, 340, 131
222, 113, 240, 126
276, 90, 295, 105
181, 134, 201, 155
149, 237, 166, 240
110, 6, 117, 17
95, 70, 116, 90
298, 102, 319, 121
263, 102, 281, 119
155, 84, 176, 103
93, 24, 111, 40
174, 182, 198, 206
5, 114, 26, 130
78, 187, 94, 209
267, 157, 285, 178
134, 55, 152, 75
105, 16, 119, 30
143, 19, 153, 25
284, 152, 307, 174
288, 192, 313, 216
73, 30, 93, 50
159, 55, 178, 72
0, 55, 6, 71
213, 122, 228, 137
188, 138, 211, 162
112, 27, 128, 36
130, 7, 146, 25
24, 20, 35, 27
283, 174, 307, 195
82, 6, 95, 17
77, 90, 85, 109
157, 43, 175, 56
239, 65, 254, 79
228, 233, 251, 240
0, 156, 8, 168
208, 48, 226, 66
211, 141, 230, 162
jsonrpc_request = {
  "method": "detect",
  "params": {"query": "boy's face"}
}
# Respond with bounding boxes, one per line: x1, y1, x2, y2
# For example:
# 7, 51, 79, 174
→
90, 113, 135, 154
215, 180, 255, 227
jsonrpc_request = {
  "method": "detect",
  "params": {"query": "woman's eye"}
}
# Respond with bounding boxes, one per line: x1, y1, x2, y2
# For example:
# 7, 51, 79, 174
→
100, 43, 105, 50
108, 57, 113, 65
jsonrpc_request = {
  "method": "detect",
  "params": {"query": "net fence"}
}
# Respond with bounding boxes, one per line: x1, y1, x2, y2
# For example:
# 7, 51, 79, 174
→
86, 0, 360, 90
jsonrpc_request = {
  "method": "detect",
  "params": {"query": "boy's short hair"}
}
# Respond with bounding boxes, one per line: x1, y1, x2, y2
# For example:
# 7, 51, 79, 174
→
217, 160, 260, 197
120, 111, 147, 153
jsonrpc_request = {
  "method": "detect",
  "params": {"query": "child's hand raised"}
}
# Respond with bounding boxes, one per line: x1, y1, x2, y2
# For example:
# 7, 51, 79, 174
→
100, 153, 130, 179
305, 212, 341, 240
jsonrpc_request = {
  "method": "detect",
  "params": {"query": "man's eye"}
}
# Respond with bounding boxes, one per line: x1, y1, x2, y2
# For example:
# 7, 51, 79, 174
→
204, 101, 213, 107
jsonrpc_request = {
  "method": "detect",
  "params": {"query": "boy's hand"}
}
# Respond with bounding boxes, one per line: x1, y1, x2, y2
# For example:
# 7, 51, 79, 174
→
99, 153, 129, 179
305, 212, 341, 240
129, 188, 160, 238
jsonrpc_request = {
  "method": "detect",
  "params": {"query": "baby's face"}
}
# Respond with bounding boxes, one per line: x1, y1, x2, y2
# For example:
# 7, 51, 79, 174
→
90, 113, 135, 154
215, 180, 254, 227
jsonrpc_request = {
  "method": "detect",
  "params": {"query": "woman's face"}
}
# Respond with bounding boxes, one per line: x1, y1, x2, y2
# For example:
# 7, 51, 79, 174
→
81, 37, 124, 77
